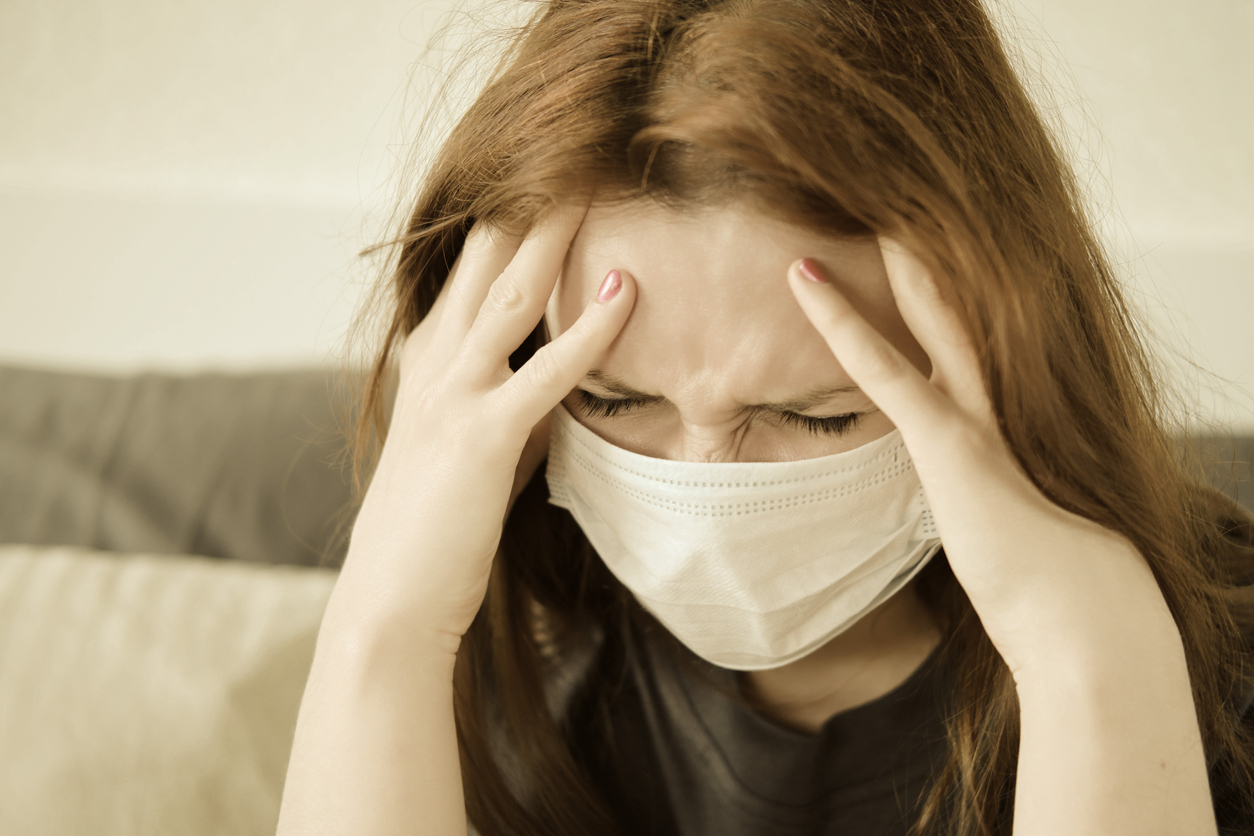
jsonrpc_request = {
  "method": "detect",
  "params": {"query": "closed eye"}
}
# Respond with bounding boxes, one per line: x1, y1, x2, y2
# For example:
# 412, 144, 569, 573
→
572, 391, 862, 437
574, 390, 655, 419
774, 410, 862, 437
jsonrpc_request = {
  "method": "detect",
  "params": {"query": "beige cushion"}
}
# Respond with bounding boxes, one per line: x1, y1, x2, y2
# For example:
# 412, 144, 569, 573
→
0, 545, 337, 836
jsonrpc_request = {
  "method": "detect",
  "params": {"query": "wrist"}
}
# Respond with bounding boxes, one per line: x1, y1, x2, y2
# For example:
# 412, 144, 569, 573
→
329, 529, 493, 650
984, 538, 1181, 683
319, 581, 463, 681
1009, 597, 1189, 701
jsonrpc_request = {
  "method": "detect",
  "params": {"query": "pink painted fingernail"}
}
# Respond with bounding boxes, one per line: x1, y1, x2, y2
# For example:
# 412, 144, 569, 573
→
798, 258, 827, 283
597, 269, 622, 302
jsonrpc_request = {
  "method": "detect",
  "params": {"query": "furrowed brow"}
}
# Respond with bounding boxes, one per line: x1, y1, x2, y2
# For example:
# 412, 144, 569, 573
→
580, 369, 862, 411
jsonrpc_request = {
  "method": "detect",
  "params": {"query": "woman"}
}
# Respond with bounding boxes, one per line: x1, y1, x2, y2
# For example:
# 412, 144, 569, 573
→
278, 0, 1254, 834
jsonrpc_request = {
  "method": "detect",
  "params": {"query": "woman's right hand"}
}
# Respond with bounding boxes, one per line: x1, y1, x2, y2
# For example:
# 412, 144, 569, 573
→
336, 199, 635, 654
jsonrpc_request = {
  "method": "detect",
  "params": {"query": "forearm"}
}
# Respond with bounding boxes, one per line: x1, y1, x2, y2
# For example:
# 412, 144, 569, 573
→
276, 584, 466, 836
1011, 603, 1215, 836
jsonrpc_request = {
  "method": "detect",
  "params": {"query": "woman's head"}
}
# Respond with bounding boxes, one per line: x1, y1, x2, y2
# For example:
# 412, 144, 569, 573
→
355, 0, 1254, 833
380, 0, 1123, 504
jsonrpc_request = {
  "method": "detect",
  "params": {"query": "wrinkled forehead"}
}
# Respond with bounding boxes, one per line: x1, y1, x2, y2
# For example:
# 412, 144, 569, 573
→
544, 199, 894, 345
541, 199, 904, 402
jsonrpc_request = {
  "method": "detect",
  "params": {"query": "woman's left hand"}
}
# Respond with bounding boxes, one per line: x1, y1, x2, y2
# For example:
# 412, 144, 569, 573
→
786, 241, 1216, 836
787, 242, 1170, 678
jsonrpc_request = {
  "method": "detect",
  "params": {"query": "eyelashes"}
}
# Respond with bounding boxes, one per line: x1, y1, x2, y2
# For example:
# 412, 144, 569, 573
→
575, 391, 654, 419
774, 410, 862, 437
573, 391, 863, 438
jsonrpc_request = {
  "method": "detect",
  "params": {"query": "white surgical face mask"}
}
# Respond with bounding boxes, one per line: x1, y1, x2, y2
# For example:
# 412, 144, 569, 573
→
545, 403, 942, 671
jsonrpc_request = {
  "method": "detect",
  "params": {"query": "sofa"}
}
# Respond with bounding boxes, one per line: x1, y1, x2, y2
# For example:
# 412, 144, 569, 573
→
0, 364, 361, 835
0, 363, 1250, 835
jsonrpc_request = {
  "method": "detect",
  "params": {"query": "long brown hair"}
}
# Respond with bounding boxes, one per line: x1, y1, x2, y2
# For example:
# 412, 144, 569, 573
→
351, 0, 1254, 833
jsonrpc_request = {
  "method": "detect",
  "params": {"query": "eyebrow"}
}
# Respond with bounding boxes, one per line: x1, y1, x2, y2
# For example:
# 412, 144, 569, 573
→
580, 369, 864, 412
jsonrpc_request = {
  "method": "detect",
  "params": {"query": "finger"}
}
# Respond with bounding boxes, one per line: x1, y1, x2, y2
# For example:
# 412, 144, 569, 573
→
500, 268, 636, 428
397, 223, 522, 379
435, 220, 523, 345
402, 246, 489, 369
878, 237, 992, 418
787, 257, 955, 441
459, 200, 591, 380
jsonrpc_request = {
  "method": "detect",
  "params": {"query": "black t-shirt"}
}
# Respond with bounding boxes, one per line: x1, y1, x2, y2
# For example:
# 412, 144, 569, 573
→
570, 620, 949, 835
535, 491, 1254, 835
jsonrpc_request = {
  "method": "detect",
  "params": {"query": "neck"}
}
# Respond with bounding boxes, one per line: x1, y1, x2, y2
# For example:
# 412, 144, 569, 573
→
737, 581, 942, 734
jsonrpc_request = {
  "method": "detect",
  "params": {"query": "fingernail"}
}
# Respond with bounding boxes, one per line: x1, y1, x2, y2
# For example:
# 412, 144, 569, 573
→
798, 258, 827, 283
597, 269, 622, 302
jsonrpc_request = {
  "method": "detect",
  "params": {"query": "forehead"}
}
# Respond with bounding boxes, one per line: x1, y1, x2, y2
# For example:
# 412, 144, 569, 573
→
545, 199, 895, 398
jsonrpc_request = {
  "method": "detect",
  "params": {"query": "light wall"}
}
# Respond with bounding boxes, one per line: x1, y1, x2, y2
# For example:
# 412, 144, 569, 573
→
0, 0, 515, 371
990, 0, 1254, 433
1, 0, 1250, 430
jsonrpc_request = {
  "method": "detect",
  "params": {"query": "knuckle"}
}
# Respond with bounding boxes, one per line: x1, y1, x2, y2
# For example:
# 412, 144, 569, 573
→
465, 402, 515, 451
852, 334, 904, 381
522, 344, 562, 386
408, 382, 443, 417
812, 303, 846, 335
465, 220, 496, 253
391, 371, 445, 426
485, 272, 528, 316
464, 220, 508, 259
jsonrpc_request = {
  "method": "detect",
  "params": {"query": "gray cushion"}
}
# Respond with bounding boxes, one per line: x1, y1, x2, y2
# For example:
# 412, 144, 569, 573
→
1187, 435, 1254, 514
0, 365, 358, 566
